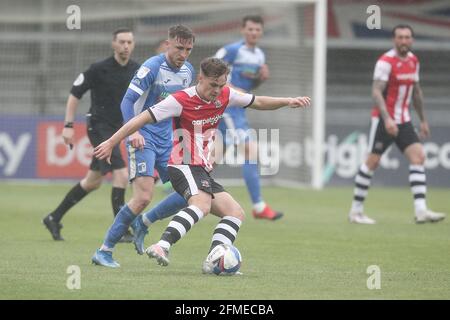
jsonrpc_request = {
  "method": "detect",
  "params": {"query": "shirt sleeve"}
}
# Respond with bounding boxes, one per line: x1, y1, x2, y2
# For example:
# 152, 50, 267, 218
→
147, 95, 183, 123
228, 87, 255, 108
373, 59, 391, 82
70, 65, 95, 99
414, 62, 420, 82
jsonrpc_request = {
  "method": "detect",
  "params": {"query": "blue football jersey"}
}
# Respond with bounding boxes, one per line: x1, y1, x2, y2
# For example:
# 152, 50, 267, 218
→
215, 40, 265, 92
122, 53, 195, 147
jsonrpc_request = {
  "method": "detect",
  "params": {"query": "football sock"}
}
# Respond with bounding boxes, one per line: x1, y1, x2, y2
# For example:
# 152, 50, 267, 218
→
102, 204, 136, 250
209, 216, 242, 253
242, 162, 262, 204
158, 205, 204, 250
111, 187, 125, 217
50, 182, 88, 222
143, 191, 187, 226
351, 163, 373, 213
253, 201, 266, 214
409, 165, 427, 213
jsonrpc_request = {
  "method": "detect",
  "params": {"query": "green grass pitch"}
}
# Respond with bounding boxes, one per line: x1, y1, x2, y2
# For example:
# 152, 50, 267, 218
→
0, 182, 449, 299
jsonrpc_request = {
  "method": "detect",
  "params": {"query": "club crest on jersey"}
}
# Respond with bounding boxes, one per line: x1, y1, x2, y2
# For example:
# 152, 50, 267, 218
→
138, 162, 147, 173
214, 100, 222, 108
201, 180, 210, 188
137, 66, 150, 79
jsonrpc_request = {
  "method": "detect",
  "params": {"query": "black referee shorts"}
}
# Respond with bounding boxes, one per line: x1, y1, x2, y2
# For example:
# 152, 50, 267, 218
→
86, 115, 126, 175
168, 165, 225, 201
369, 118, 420, 155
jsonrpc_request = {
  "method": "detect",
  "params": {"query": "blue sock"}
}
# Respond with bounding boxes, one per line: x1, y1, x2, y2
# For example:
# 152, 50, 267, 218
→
242, 162, 262, 204
103, 205, 136, 249
143, 192, 187, 223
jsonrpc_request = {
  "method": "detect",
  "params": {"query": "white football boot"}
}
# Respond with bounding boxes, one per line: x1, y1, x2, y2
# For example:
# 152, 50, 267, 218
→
415, 209, 446, 224
348, 211, 376, 224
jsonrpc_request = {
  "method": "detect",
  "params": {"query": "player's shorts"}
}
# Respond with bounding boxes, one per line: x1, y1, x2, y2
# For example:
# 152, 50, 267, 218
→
87, 115, 125, 175
127, 140, 171, 183
368, 117, 420, 154
167, 164, 225, 201
218, 106, 253, 145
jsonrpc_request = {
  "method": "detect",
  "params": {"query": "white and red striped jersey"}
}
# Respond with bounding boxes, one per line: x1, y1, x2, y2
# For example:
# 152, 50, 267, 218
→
147, 86, 254, 171
371, 49, 420, 124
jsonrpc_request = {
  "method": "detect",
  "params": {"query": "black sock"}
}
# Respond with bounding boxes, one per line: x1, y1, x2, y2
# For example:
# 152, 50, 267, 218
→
50, 183, 88, 222
111, 187, 126, 217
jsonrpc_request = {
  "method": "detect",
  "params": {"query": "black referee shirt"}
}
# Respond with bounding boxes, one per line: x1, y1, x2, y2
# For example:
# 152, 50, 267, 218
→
70, 56, 140, 128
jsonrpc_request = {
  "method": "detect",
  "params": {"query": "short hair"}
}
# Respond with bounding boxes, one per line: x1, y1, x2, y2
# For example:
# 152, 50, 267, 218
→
200, 57, 229, 78
113, 28, 133, 40
392, 24, 414, 37
242, 15, 264, 27
168, 25, 196, 43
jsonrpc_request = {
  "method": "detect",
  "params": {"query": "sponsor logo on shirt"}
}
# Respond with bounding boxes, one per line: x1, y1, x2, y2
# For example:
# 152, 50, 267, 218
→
136, 66, 150, 79
396, 73, 416, 80
191, 114, 223, 126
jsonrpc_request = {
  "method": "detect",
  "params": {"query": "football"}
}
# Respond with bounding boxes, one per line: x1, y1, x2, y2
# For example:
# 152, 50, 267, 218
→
208, 244, 242, 275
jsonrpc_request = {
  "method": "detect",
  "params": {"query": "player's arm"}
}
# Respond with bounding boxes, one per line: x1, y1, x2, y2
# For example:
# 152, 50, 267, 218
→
94, 111, 154, 162
412, 82, 430, 139
95, 95, 182, 162
249, 95, 310, 110
372, 80, 398, 137
64, 68, 94, 149
121, 62, 157, 149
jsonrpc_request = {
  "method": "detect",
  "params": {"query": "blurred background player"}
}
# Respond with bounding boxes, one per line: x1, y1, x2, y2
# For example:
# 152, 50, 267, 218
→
42, 28, 139, 241
348, 25, 446, 225
215, 15, 282, 220
91, 25, 195, 268
93, 57, 311, 270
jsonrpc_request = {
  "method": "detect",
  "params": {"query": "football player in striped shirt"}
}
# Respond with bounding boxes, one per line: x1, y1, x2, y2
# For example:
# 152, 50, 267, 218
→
349, 25, 445, 224
93, 57, 310, 270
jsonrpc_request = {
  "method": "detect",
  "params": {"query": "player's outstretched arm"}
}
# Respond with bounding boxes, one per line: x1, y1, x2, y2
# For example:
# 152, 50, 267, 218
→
249, 95, 311, 111
94, 111, 153, 162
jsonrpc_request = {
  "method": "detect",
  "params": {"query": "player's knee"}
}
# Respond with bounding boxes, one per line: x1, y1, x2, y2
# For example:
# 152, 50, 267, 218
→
194, 202, 211, 216
366, 156, 380, 171
233, 206, 245, 222
411, 152, 426, 165
131, 193, 153, 213
81, 178, 102, 192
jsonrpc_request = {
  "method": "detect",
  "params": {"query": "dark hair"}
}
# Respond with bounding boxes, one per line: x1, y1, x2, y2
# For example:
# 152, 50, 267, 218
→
242, 15, 264, 27
200, 57, 229, 78
392, 24, 414, 37
168, 25, 196, 43
113, 28, 133, 40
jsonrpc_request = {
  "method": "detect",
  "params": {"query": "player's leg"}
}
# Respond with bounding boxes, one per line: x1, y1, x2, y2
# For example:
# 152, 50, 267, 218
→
132, 149, 188, 254
202, 188, 245, 274
43, 168, 102, 240
349, 117, 390, 224
221, 109, 281, 220
400, 124, 445, 223
92, 146, 156, 267
146, 165, 212, 266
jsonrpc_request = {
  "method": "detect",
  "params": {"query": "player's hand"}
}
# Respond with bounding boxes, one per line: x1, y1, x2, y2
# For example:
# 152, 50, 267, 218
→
419, 121, 430, 140
288, 96, 311, 108
93, 140, 113, 164
62, 127, 74, 149
384, 117, 398, 137
129, 131, 145, 150
258, 64, 270, 82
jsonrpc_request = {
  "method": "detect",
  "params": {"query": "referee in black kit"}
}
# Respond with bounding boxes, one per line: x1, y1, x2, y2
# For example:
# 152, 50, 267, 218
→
43, 28, 139, 242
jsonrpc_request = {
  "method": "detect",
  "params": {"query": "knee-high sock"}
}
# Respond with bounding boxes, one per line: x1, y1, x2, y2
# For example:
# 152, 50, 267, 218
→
111, 187, 125, 218
50, 183, 88, 222
242, 162, 262, 204
209, 216, 242, 253
157, 205, 204, 250
351, 163, 373, 213
102, 205, 136, 250
409, 165, 427, 213
142, 192, 187, 226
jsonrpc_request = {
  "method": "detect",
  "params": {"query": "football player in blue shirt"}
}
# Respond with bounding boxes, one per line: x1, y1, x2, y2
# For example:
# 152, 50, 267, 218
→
215, 15, 282, 220
92, 25, 195, 268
